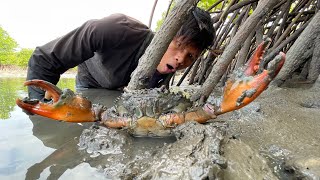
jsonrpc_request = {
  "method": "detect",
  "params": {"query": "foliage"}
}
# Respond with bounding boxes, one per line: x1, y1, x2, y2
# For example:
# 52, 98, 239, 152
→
154, 1, 173, 31
198, 0, 218, 10
155, 0, 219, 31
15, 48, 34, 67
155, 14, 165, 32
0, 51, 16, 65
0, 26, 18, 66
0, 26, 18, 52
0, 26, 33, 67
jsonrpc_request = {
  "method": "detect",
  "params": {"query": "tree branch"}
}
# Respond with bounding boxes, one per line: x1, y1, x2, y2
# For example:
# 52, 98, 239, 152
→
191, 0, 281, 101
127, 0, 199, 90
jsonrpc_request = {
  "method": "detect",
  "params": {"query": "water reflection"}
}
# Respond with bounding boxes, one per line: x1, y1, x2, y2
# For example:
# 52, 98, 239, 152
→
0, 106, 55, 179
0, 78, 176, 179
0, 78, 26, 119
0, 78, 87, 179
0, 78, 76, 120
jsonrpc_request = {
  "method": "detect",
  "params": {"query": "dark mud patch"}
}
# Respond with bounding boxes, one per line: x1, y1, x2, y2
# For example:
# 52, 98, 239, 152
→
78, 121, 227, 179
260, 145, 295, 179
300, 100, 320, 108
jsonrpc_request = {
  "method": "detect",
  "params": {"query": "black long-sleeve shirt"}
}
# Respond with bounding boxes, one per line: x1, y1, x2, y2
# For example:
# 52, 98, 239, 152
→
27, 14, 167, 99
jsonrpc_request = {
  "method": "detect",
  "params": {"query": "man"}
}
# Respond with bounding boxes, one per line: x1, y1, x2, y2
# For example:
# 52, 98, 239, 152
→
27, 7, 215, 100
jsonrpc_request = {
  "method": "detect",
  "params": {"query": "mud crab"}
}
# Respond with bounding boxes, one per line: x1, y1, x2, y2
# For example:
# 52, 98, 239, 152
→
16, 39, 285, 137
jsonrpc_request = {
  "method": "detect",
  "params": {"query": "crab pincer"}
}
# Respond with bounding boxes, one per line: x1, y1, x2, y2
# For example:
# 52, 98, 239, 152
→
16, 80, 97, 122
216, 38, 285, 114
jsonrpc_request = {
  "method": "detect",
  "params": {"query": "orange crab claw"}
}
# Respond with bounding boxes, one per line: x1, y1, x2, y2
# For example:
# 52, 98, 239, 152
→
217, 39, 285, 114
16, 79, 96, 123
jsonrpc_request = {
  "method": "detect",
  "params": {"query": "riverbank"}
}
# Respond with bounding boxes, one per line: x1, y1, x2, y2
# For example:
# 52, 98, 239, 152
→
0, 66, 76, 78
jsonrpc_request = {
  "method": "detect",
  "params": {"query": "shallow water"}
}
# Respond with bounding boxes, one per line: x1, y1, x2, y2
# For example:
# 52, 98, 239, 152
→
0, 77, 176, 179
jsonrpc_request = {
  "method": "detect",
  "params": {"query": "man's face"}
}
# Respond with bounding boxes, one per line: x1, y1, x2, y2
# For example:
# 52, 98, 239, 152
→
157, 37, 202, 74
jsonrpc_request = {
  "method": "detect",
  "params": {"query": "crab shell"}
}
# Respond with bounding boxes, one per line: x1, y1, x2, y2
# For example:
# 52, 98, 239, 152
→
100, 87, 209, 136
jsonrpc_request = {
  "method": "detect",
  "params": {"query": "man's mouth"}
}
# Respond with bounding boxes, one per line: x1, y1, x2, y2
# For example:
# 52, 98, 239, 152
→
167, 64, 175, 70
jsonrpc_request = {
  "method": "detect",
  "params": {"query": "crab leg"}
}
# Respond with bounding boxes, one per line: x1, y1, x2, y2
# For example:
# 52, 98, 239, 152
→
16, 80, 97, 122
157, 106, 216, 127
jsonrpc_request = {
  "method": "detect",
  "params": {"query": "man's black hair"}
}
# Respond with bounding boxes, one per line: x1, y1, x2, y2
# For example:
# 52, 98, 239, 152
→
175, 7, 215, 50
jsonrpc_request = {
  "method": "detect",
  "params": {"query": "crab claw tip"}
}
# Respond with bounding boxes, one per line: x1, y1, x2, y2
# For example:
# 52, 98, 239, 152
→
266, 52, 286, 79
23, 80, 62, 102
245, 39, 272, 76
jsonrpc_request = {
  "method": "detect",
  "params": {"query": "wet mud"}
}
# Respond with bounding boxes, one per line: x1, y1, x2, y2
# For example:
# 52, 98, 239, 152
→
79, 121, 227, 179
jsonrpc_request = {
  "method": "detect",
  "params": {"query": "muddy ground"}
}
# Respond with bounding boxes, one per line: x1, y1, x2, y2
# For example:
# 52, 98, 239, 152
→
26, 76, 320, 180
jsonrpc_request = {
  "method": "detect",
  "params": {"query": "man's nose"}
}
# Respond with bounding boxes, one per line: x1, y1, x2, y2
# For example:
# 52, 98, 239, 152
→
175, 52, 187, 66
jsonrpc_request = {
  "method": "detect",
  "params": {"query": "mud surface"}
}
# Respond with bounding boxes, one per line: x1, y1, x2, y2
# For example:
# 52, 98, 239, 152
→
220, 77, 320, 179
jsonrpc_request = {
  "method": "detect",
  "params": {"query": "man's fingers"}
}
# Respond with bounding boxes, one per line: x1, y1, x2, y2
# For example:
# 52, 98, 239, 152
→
44, 91, 53, 100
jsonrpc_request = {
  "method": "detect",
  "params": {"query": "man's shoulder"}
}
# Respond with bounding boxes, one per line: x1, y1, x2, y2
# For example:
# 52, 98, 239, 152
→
86, 13, 151, 40
103, 13, 148, 29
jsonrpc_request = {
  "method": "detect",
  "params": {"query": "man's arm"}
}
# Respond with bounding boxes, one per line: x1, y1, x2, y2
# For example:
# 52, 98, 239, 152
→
26, 15, 125, 99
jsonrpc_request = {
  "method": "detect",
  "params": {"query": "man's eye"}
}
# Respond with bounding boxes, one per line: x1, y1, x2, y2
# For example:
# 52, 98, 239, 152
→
188, 54, 193, 59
